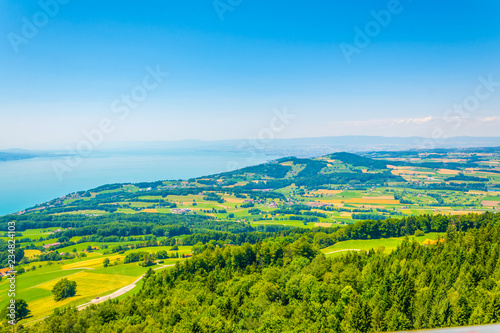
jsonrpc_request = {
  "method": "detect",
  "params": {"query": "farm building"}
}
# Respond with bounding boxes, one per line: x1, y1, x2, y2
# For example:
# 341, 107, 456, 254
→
0, 268, 13, 277
43, 242, 61, 249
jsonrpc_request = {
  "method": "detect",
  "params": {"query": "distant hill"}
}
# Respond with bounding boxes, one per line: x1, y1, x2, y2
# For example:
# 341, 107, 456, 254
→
0, 151, 38, 162
4, 146, 500, 216
4, 136, 500, 161
327, 152, 389, 169
105, 136, 500, 154
0, 150, 68, 162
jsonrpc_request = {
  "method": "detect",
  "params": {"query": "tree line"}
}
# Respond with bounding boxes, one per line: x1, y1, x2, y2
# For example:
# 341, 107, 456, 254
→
22, 212, 500, 332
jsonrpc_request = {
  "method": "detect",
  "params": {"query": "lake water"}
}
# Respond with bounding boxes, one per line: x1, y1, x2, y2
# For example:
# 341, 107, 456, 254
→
0, 150, 281, 216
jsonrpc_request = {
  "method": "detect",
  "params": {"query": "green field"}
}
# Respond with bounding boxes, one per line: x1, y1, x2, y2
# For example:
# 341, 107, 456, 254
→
0, 244, 191, 324
3, 148, 500, 326
321, 232, 442, 257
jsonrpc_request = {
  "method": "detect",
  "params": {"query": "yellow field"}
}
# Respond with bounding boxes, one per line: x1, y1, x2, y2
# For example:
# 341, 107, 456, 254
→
28, 271, 137, 319
468, 190, 489, 195
432, 210, 484, 216
361, 195, 394, 200
142, 208, 158, 213
85, 252, 104, 259
446, 210, 483, 215
223, 197, 246, 203
350, 198, 399, 204
422, 238, 446, 245
314, 189, 343, 195
61, 255, 124, 270
24, 250, 41, 258
317, 197, 398, 205
483, 201, 500, 207
314, 222, 332, 227
391, 169, 434, 176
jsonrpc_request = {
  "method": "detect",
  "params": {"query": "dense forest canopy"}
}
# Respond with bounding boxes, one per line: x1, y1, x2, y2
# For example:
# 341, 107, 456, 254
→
14, 212, 500, 332
2, 148, 500, 331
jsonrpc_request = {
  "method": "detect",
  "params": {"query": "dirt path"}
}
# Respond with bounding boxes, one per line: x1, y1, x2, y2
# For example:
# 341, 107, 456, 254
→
77, 264, 175, 310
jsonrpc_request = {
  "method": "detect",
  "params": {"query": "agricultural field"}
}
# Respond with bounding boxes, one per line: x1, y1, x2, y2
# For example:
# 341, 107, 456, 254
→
0, 243, 190, 323
14, 148, 497, 226
2, 147, 500, 325
321, 232, 442, 257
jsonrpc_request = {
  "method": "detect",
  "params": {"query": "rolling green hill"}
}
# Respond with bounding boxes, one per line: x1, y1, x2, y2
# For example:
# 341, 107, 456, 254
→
1, 147, 500, 329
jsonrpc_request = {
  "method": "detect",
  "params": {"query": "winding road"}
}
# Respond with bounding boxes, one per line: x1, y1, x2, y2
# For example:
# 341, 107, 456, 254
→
76, 263, 175, 310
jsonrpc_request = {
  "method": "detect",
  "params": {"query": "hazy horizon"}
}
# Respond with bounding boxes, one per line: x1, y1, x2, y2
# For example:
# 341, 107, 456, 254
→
2, 1, 499, 150
2, 2, 500, 330
3, 134, 500, 152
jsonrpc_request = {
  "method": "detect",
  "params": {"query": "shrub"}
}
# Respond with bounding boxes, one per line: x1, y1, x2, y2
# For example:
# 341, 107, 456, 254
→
414, 229, 425, 237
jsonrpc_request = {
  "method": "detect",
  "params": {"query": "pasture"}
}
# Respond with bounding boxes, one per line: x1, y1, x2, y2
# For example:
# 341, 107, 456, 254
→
0, 243, 192, 324
321, 232, 442, 257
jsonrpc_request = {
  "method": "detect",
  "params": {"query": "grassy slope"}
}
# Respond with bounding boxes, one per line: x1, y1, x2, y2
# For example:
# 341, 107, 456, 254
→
321, 232, 442, 257
0, 245, 191, 323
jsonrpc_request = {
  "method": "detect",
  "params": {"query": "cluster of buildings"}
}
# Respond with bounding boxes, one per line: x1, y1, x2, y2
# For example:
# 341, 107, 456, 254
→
171, 208, 194, 215
306, 201, 332, 208
0, 268, 13, 277
43, 242, 61, 249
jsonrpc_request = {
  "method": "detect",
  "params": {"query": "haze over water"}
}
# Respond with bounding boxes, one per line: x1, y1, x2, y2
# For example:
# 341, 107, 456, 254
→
0, 150, 280, 216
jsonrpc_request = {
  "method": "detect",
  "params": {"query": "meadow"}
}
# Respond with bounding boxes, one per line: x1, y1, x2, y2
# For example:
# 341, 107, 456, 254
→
0, 244, 191, 323
321, 232, 442, 257
2, 148, 500, 325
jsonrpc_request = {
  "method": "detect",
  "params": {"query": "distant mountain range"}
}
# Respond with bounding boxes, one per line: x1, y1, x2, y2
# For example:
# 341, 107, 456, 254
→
100, 135, 500, 153
3, 136, 500, 161
0, 150, 67, 162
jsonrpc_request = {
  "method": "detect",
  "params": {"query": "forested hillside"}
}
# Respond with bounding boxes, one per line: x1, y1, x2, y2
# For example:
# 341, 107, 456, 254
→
2, 148, 500, 329
20, 212, 500, 332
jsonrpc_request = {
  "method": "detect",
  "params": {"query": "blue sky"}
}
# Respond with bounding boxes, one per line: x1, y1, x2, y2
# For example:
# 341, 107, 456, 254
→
1, 0, 499, 149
